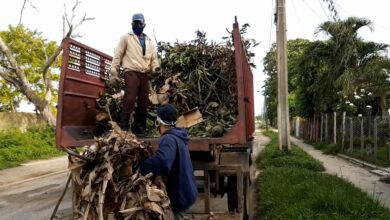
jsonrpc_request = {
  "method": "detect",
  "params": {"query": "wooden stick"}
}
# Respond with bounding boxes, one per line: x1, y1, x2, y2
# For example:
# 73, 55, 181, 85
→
63, 147, 92, 162
50, 173, 72, 220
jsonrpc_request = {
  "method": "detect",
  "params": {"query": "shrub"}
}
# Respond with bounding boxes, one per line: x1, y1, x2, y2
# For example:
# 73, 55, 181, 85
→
0, 125, 64, 170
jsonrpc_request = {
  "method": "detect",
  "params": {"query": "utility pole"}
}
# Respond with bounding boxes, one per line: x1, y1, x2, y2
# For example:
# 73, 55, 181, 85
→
276, 0, 290, 150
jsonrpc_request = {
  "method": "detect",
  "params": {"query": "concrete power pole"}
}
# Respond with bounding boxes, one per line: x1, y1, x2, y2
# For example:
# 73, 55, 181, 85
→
276, 0, 290, 150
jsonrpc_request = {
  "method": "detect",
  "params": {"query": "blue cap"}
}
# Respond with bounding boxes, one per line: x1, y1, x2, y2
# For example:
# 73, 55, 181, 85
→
132, 13, 145, 22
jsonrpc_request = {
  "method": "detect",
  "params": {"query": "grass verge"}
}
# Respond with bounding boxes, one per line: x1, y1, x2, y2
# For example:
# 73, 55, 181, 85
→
0, 125, 64, 170
257, 130, 390, 220
258, 130, 325, 172
307, 139, 389, 167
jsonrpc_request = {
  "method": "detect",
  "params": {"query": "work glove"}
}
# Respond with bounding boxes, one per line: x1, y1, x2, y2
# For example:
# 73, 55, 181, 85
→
153, 67, 161, 72
108, 69, 121, 88
149, 67, 161, 79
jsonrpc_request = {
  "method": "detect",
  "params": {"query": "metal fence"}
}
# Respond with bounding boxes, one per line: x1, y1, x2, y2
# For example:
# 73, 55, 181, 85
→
293, 113, 390, 166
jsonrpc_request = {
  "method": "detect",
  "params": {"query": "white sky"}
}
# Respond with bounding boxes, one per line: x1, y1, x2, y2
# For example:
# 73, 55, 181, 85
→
1, 0, 390, 115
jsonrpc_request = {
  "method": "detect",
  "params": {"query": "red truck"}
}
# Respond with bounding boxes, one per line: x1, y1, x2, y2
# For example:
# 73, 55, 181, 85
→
56, 17, 255, 219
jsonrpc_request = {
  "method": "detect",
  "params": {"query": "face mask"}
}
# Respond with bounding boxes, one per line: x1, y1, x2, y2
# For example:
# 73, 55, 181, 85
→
132, 26, 144, 35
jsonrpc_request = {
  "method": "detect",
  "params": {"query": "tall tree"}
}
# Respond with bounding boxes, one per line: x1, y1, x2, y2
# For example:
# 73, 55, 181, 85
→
0, 0, 93, 125
0, 79, 21, 112
263, 39, 312, 123
317, 17, 389, 115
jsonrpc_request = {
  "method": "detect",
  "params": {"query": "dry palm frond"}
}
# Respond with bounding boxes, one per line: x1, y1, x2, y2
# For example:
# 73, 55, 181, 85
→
69, 122, 173, 220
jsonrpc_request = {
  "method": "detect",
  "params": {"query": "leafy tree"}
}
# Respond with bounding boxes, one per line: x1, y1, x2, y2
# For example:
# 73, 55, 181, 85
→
357, 58, 390, 115
263, 17, 390, 119
0, 79, 21, 112
263, 39, 312, 123
0, 25, 60, 125
0, 1, 93, 125
317, 17, 389, 115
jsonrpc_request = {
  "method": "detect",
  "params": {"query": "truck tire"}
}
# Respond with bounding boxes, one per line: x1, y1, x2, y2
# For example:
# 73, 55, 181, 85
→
227, 176, 238, 212
227, 175, 250, 220
243, 174, 250, 220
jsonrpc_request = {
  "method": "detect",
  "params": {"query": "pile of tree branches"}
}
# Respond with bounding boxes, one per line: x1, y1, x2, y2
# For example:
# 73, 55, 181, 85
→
99, 26, 257, 137
149, 31, 238, 137
68, 122, 173, 220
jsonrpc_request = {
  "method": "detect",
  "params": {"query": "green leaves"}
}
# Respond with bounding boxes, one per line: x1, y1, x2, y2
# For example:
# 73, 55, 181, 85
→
0, 25, 60, 113
263, 17, 390, 120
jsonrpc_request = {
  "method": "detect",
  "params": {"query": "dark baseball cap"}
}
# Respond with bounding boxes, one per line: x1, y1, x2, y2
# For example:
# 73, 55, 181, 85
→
132, 13, 145, 22
157, 104, 178, 125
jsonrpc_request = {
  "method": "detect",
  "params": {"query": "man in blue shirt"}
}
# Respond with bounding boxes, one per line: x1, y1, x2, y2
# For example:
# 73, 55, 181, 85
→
140, 104, 197, 219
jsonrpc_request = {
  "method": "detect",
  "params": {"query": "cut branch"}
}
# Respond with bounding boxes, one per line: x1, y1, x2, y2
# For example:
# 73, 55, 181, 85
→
18, 0, 38, 25
0, 37, 31, 92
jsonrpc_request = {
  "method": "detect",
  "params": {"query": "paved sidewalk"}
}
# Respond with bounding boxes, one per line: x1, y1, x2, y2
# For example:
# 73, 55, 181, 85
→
291, 137, 390, 209
0, 156, 68, 188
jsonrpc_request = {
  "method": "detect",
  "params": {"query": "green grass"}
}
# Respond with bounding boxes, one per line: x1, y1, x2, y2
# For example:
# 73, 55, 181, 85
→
345, 150, 389, 167
257, 130, 390, 220
312, 142, 341, 155
310, 140, 390, 166
0, 125, 64, 170
257, 131, 325, 172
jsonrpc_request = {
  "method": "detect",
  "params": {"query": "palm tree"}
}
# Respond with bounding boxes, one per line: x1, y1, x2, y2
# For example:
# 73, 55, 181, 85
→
317, 17, 389, 115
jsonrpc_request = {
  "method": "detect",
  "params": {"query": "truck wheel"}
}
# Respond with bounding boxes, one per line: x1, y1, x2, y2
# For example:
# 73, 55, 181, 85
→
227, 175, 250, 220
227, 176, 238, 212
243, 175, 250, 220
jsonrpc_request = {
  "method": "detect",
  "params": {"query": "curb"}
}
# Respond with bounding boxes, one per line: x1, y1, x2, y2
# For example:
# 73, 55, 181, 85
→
337, 154, 390, 176
291, 137, 390, 177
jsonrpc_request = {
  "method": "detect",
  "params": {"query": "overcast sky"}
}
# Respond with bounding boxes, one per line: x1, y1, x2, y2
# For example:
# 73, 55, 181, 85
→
1, 0, 390, 115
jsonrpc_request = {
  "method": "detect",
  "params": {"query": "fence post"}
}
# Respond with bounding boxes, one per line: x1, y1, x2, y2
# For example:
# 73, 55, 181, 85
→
360, 115, 364, 156
314, 114, 317, 142
325, 113, 328, 143
350, 117, 353, 152
320, 114, 323, 142
373, 116, 378, 160
342, 112, 346, 151
316, 115, 318, 141
312, 116, 315, 141
388, 117, 390, 165
333, 112, 337, 144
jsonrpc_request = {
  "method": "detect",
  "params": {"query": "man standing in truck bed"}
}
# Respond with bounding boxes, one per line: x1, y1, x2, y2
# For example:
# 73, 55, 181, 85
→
109, 13, 159, 135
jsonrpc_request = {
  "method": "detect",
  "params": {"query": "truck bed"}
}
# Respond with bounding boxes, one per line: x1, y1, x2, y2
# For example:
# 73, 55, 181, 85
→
56, 17, 254, 152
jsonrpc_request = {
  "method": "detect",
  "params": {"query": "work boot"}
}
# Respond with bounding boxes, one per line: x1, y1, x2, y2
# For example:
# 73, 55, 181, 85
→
132, 124, 146, 137
120, 114, 130, 131
133, 108, 147, 137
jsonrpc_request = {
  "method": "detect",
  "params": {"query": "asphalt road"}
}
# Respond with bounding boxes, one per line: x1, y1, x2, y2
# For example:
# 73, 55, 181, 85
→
0, 171, 72, 220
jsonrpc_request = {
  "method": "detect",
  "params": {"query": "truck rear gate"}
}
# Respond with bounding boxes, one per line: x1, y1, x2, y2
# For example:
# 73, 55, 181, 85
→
56, 17, 255, 219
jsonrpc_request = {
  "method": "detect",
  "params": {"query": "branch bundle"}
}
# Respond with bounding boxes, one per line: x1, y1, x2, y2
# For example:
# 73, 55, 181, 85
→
69, 122, 173, 220
150, 31, 238, 137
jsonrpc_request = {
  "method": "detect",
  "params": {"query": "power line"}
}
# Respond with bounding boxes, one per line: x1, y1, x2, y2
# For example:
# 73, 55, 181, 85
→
318, 0, 331, 21
337, 2, 390, 32
291, 0, 308, 39
374, 23, 390, 32
301, 0, 325, 20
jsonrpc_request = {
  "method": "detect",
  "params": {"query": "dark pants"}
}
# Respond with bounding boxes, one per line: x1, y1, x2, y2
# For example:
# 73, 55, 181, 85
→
121, 70, 149, 131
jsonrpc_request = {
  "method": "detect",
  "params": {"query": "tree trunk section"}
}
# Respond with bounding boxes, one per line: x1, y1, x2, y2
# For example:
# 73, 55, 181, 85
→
40, 104, 56, 126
